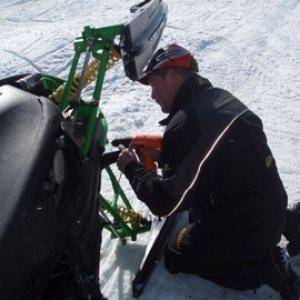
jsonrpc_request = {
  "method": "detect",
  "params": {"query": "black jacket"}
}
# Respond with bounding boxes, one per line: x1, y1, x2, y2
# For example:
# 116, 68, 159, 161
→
125, 75, 287, 262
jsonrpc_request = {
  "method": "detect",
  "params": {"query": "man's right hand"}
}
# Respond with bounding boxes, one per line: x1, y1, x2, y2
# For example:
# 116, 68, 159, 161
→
117, 145, 138, 173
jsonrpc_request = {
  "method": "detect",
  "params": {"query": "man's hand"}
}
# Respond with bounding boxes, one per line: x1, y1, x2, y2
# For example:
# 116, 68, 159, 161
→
117, 145, 138, 173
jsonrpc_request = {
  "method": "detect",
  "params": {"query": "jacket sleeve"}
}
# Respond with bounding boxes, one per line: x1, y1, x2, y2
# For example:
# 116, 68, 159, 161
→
124, 161, 184, 216
123, 109, 201, 216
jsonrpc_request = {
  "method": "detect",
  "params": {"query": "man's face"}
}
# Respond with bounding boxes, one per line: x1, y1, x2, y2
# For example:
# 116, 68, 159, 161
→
148, 70, 176, 113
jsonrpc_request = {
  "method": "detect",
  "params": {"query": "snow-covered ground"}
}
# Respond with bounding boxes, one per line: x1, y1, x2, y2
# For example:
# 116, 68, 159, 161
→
0, 0, 299, 299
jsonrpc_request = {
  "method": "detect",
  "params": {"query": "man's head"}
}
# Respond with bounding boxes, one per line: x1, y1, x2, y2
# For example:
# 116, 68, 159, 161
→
138, 44, 198, 113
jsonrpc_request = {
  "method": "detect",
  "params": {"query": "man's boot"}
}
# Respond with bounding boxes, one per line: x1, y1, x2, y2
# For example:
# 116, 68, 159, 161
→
262, 246, 300, 300
285, 202, 300, 257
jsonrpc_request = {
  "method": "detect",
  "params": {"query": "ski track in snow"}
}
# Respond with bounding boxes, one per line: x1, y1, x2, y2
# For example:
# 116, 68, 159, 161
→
0, 0, 299, 299
3, 49, 43, 72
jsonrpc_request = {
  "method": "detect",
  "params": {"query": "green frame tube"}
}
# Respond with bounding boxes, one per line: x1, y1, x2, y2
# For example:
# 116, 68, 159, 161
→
52, 24, 150, 243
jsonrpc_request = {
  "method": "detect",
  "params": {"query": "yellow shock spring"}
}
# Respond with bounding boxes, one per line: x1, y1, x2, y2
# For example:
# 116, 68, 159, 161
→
49, 47, 121, 104
118, 205, 144, 226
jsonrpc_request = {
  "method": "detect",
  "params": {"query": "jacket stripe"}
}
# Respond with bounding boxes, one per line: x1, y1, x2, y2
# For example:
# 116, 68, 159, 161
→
164, 109, 249, 217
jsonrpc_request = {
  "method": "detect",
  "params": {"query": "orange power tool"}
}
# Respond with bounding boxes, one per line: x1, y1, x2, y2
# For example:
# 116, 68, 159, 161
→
111, 134, 162, 172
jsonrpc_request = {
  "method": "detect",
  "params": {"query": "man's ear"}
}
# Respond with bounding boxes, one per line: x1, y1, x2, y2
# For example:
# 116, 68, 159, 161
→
169, 69, 182, 87
168, 68, 175, 81
168, 69, 176, 84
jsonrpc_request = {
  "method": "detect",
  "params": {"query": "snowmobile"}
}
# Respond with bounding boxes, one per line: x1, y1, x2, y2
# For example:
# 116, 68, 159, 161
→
0, 0, 170, 298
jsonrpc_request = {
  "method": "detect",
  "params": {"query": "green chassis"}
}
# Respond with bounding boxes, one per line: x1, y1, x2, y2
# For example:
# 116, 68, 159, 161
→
42, 25, 150, 243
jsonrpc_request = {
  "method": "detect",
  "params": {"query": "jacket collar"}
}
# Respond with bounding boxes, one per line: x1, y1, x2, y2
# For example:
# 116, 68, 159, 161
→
159, 74, 212, 126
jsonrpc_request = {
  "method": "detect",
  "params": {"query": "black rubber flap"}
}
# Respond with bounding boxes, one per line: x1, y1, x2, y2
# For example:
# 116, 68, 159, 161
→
120, 0, 168, 80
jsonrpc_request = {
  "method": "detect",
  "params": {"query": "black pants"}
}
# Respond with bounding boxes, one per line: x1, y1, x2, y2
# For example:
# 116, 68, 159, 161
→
164, 222, 262, 290
165, 213, 299, 293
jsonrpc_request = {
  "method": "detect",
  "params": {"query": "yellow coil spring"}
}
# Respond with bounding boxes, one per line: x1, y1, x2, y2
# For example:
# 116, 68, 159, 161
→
106, 47, 121, 70
119, 205, 144, 226
49, 47, 121, 104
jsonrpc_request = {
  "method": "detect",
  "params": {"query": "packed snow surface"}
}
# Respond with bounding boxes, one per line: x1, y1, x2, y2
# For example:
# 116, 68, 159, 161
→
0, 0, 299, 299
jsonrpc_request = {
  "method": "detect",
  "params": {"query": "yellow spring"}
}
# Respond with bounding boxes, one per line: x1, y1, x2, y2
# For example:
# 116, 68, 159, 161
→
106, 47, 120, 70
119, 205, 144, 226
49, 47, 121, 104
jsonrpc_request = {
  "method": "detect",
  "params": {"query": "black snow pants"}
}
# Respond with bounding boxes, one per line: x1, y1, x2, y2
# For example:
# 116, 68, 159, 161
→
165, 216, 299, 297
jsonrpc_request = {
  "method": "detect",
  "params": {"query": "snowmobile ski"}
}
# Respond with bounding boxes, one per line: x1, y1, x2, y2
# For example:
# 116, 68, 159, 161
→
132, 214, 179, 297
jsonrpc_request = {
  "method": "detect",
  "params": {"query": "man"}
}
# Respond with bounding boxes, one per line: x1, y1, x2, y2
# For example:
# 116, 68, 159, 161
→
117, 44, 300, 299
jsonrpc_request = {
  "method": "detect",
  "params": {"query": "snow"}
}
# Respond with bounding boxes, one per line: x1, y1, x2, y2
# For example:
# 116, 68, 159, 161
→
0, 0, 299, 299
